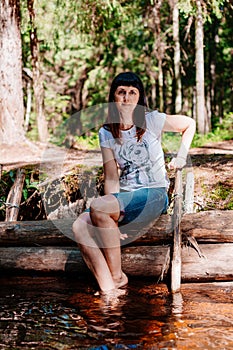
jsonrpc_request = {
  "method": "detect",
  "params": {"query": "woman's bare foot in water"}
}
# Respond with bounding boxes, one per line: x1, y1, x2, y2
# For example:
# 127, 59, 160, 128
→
99, 287, 127, 308
114, 271, 128, 289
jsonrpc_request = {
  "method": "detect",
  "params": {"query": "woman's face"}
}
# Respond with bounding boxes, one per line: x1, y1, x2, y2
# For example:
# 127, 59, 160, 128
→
114, 85, 140, 114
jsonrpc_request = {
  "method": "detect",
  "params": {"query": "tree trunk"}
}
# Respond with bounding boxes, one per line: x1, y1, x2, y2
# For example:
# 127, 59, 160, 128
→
151, 0, 164, 111
24, 79, 32, 131
0, 210, 232, 281
71, 67, 90, 114
27, 0, 48, 143
206, 88, 212, 131
158, 57, 164, 111
66, 67, 90, 139
209, 17, 219, 121
195, 1, 208, 134
23, 68, 33, 131
172, 0, 182, 114
0, 244, 233, 282
0, 210, 232, 246
0, 0, 25, 144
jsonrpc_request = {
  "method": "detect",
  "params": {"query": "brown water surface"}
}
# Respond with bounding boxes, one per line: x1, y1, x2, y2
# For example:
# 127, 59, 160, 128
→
0, 273, 233, 349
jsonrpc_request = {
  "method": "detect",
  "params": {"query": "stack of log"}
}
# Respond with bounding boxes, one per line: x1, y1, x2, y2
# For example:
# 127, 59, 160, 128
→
0, 210, 232, 283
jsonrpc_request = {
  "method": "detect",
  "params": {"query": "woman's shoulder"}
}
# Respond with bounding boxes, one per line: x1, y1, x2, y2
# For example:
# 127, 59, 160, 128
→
99, 124, 112, 136
99, 125, 114, 145
146, 109, 166, 120
146, 110, 166, 130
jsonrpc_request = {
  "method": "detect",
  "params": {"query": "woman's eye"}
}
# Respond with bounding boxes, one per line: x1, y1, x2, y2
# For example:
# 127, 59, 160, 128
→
130, 90, 137, 95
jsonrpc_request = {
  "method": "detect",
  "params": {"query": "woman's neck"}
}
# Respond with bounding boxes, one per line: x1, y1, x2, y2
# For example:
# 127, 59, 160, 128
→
119, 112, 134, 130
120, 124, 134, 131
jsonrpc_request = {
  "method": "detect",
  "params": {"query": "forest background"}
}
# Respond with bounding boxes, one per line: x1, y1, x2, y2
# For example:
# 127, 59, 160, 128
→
0, 0, 233, 221
1, 0, 233, 146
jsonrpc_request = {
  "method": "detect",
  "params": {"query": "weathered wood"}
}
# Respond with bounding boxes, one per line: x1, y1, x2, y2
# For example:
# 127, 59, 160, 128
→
146, 210, 233, 244
0, 219, 76, 247
0, 244, 232, 282
0, 246, 87, 273
5, 168, 26, 222
184, 169, 194, 213
171, 169, 183, 293
181, 243, 233, 282
0, 210, 233, 246
0, 146, 102, 171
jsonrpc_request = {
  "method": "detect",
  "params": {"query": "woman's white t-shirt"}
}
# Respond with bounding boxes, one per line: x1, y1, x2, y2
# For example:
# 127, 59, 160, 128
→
99, 110, 169, 191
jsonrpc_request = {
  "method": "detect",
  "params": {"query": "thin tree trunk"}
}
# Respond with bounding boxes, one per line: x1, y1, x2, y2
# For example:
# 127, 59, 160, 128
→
68, 67, 90, 137
206, 88, 212, 131
172, 0, 182, 114
24, 80, 32, 131
219, 85, 224, 124
182, 86, 191, 115
23, 68, 33, 131
210, 18, 220, 120
151, 0, 164, 111
195, 1, 208, 134
0, 0, 25, 144
158, 57, 164, 111
27, 0, 48, 143
192, 87, 197, 122
151, 79, 157, 109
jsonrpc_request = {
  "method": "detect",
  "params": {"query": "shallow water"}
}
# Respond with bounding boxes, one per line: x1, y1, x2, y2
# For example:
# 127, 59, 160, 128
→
0, 273, 233, 349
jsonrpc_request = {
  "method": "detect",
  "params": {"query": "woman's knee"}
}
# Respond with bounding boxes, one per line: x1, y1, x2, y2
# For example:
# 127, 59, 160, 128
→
72, 212, 90, 240
90, 195, 120, 220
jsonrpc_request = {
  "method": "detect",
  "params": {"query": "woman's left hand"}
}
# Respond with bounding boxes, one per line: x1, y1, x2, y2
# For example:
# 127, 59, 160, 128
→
120, 233, 128, 240
168, 156, 186, 170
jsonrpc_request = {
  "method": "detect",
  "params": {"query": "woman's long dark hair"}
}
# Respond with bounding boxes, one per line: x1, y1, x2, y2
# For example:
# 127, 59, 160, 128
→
104, 72, 148, 142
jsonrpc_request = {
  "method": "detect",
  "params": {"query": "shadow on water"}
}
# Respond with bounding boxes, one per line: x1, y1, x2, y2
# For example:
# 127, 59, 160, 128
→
0, 273, 233, 349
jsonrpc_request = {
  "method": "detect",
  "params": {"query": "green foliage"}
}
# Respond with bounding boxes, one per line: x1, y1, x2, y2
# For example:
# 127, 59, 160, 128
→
19, 0, 233, 142
192, 113, 233, 147
202, 181, 233, 210
162, 132, 182, 154
179, 0, 226, 20
0, 168, 40, 220
73, 132, 100, 150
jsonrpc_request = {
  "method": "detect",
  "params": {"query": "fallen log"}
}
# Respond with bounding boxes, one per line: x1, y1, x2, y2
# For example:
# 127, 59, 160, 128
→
0, 210, 232, 247
0, 244, 233, 282
0, 219, 76, 247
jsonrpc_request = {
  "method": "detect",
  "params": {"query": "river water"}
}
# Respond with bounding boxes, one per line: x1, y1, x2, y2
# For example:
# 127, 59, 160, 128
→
0, 273, 233, 349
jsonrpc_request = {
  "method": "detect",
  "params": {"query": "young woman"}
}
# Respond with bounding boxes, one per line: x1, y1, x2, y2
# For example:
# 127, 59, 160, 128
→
72, 72, 196, 294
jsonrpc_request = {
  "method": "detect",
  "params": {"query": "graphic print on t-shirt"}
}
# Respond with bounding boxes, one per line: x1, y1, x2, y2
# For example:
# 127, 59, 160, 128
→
118, 138, 156, 185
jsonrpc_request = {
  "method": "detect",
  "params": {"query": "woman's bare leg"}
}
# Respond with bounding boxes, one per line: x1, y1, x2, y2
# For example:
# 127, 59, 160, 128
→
72, 194, 128, 291
90, 195, 128, 287
72, 212, 116, 292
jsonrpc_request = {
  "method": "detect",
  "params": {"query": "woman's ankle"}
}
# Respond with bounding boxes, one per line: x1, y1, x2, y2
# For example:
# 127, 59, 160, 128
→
113, 271, 128, 289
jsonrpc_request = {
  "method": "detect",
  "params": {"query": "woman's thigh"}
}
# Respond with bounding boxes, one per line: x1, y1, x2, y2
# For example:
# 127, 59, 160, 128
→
113, 187, 167, 226
90, 194, 120, 222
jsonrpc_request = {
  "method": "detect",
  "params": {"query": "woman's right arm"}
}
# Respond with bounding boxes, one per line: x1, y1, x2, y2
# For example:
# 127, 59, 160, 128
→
101, 146, 120, 194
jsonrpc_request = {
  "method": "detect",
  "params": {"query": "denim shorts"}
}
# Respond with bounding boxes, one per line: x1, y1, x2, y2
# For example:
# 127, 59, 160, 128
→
113, 187, 168, 227
85, 187, 168, 245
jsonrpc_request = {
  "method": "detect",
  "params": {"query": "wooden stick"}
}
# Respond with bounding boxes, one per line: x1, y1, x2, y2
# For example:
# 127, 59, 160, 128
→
5, 168, 26, 222
184, 169, 194, 213
171, 169, 183, 293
